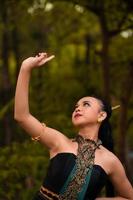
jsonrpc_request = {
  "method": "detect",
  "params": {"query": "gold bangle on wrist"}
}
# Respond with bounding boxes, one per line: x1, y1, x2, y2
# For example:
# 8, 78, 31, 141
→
31, 123, 46, 142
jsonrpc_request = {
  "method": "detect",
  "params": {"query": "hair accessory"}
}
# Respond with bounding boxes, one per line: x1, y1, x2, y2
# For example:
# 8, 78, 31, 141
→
111, 105, 120, 110
31, 123, 46, 141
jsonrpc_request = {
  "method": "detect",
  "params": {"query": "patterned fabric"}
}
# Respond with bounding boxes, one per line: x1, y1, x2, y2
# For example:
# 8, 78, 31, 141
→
59, 135, 102, 200
39, 186, 59, 200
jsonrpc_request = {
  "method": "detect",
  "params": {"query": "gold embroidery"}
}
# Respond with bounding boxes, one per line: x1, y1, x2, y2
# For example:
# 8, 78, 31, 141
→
39, 186, 59, 200
59, 135, 102, 199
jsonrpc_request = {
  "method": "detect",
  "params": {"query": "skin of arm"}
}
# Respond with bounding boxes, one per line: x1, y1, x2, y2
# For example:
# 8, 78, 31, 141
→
14, 53, 69, 152
96, 154, 133, 200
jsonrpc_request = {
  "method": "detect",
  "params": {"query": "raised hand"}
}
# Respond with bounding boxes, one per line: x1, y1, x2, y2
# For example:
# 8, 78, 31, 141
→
22, 52, 55, 70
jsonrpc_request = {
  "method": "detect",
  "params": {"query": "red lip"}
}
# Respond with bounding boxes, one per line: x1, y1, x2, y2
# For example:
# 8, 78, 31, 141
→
74, 113, 82, 118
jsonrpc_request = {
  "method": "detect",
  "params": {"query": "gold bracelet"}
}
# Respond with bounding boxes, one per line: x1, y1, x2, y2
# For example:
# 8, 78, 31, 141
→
31, 123, 46, 141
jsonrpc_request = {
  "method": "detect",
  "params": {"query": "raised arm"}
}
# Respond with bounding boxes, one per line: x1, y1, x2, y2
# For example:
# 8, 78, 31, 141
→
109, 156, 133, 200
96, 154, 133, 200
14, 53, 69, 153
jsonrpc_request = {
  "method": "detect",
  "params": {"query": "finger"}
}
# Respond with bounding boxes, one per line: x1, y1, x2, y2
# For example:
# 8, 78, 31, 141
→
38, 55, 55, 66
39, 52, 47, 57
35, 54, 42, 58
45, 55, 55, 62
37, 52, 47, 59
34, 54, 45, 63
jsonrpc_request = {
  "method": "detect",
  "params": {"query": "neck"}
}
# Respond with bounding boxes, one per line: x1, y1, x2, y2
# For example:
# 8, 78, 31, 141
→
78, 125, 99, 142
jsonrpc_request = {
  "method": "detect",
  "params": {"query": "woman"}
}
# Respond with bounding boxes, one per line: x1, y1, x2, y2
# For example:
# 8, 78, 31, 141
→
14, 52, 133, 200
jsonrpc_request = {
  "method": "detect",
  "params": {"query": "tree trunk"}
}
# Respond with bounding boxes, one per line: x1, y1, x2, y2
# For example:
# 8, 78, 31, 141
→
118, 62, 133, 180
118, 101, 128, 165
11, 26, 21, 82
1, 0, 13, 145
100, 33, 110, 102
84, 34, 91, 65
10, 0, 21, 82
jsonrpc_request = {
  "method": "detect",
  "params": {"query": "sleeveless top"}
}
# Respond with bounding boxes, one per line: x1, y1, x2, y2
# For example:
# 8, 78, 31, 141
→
34, 152, 108, 200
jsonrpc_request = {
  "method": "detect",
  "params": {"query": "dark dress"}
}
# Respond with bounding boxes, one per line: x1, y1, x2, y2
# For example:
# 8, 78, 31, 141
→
34, 153, 108, 200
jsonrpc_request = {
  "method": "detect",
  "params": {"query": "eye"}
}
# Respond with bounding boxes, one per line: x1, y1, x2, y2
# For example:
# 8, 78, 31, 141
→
83, 102, 90, 107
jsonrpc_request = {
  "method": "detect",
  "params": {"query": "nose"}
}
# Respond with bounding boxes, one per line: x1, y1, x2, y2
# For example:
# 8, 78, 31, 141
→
75, 106, 81, 112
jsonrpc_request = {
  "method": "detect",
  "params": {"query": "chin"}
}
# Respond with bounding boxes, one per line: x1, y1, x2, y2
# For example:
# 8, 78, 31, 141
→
73, 122, 85, 128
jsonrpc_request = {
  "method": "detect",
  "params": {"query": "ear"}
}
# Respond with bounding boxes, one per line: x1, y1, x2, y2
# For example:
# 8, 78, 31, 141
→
97, 111, 107, 123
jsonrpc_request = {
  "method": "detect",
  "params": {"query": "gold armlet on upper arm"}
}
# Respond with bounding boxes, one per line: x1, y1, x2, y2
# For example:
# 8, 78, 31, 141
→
31, 123, 46, 142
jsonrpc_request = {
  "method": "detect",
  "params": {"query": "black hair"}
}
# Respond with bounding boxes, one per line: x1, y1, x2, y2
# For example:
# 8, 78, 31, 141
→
98, 99, 114, 152
93, 96, 115, 196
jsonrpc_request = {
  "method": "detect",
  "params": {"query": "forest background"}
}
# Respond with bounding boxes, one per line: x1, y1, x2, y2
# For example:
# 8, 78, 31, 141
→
0, 0, 133, 199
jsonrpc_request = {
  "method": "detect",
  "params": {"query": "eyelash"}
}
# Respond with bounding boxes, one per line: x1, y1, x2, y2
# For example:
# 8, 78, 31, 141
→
83, 102, 90, 107
74, 102, 90, 110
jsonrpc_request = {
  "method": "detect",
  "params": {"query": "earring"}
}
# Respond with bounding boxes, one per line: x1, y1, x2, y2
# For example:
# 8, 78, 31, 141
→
97, 118, 102, 123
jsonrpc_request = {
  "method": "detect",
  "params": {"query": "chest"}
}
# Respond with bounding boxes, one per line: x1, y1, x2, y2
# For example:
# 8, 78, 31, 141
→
51, 139, 111, 175
43, 153, 108, 199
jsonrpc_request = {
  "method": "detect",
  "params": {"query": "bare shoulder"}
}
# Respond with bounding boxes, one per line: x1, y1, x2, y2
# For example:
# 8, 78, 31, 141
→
97, 146, 133, 198
99, 145, 118, 161
97, 145, 123, 174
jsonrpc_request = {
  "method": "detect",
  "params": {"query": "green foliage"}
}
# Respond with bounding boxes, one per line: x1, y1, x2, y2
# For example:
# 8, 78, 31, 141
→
0, 99, 13, 120
0, 142, 49, 199
0, 0, 133, 196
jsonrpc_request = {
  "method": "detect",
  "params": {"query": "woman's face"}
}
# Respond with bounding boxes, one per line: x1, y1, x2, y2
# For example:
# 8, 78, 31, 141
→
72, 96, 102, 128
